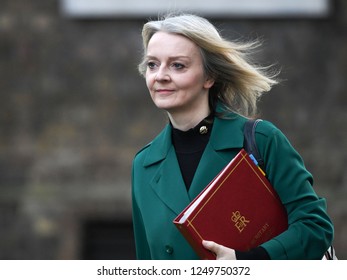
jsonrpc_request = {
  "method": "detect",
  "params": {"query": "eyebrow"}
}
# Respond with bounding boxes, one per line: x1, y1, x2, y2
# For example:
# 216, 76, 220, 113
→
145, 55, 191, 61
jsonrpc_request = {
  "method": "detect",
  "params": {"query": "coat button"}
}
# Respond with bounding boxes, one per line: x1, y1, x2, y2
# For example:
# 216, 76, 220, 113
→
165, 245, 174, 254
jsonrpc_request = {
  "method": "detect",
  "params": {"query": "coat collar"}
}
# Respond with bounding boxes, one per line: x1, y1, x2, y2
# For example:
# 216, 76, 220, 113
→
143, 111, 246, 215
143, 112, 245, 167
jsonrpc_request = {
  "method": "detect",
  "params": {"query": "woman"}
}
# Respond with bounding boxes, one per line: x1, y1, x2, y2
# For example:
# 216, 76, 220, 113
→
131, 14, 334, 260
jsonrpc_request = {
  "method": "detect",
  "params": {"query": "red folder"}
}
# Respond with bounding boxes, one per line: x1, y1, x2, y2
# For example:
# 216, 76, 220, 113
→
173, 149, 288, 260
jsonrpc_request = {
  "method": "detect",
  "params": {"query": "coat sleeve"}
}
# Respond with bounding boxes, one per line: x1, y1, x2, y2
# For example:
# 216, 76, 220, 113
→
256, 121, 334, 259
131, 161, 151, 260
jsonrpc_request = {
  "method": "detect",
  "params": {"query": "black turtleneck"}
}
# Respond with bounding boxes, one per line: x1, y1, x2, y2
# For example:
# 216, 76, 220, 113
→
171, 115, 213, 189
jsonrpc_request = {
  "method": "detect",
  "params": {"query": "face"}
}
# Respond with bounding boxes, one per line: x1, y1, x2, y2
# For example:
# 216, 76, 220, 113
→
145, 32, 214, 116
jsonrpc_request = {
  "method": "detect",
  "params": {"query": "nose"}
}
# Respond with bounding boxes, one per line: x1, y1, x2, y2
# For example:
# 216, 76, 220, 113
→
155, 66, 170, 82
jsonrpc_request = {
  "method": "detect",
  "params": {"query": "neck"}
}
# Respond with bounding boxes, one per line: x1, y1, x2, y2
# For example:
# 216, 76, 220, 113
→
168, 106, 210, 131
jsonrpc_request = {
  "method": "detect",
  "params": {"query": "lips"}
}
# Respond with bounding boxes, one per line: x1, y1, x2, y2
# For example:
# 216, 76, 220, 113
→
155, 89, 175, 94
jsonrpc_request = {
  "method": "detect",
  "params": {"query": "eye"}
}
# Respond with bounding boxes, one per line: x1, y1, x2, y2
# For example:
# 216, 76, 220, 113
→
146, 61, 158, 70
171, 62, 185, 70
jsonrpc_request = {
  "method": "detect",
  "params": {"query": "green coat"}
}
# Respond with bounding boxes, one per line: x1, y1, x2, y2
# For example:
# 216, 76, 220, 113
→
132, 113, 334, 259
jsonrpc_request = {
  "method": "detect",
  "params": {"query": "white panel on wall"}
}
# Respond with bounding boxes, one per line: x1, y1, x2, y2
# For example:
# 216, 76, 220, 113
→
60, 0, 331, 18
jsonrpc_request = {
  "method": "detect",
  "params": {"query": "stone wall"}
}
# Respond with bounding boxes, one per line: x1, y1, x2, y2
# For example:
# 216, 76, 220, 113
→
0, 0, 346, 259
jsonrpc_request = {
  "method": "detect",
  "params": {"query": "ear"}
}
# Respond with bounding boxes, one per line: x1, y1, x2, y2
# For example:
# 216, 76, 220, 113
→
203, 76, 215, 89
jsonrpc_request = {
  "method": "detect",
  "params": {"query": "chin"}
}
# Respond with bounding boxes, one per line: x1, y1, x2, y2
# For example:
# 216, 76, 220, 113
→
153, 101, 178, 111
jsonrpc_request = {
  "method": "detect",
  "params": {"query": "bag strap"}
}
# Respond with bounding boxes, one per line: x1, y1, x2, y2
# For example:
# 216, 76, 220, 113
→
324, 247, 333, 260
324, 245, 337, 260
243, 119, 265, 171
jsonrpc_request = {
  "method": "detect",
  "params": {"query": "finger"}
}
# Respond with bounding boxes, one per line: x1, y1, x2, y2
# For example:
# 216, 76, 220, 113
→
202, 240, 219, 253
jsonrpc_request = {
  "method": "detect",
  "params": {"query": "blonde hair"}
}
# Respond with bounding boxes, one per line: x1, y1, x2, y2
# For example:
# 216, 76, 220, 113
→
138, 14, 278, 118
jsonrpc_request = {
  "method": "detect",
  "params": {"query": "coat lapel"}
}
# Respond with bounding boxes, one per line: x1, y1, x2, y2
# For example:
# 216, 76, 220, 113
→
150, 147, 191, 215
145, 113, 246, 215
145, 124, 190, 215
188, 145, 229, 200
188, 114, 245, 199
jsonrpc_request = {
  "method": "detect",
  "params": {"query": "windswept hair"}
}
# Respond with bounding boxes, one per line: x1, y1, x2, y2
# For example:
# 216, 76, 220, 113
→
138, 13, 279, 118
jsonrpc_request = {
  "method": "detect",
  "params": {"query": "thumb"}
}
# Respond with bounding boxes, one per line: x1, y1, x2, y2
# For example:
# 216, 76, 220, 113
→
202, 240, 237, 260
202, 240, 221, 254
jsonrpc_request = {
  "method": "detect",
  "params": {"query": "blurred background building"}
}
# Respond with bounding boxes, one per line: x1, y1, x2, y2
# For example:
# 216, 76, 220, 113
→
0, 0, 346, 259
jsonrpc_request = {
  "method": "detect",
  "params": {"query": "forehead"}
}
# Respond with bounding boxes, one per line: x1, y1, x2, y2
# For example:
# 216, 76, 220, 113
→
146, 31, 200, 57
